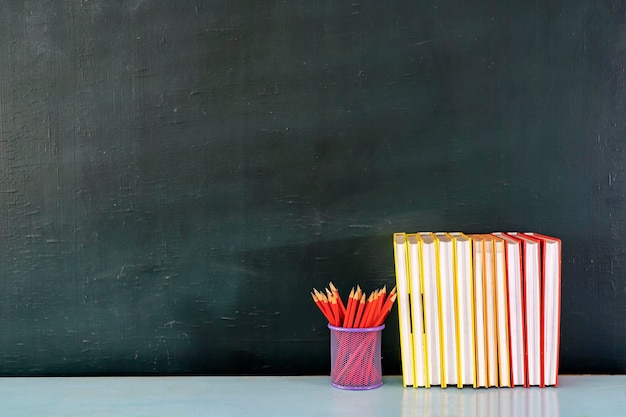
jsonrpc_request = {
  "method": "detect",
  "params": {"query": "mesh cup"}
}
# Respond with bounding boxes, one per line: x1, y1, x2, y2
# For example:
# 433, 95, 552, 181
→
328, 324, 385, 390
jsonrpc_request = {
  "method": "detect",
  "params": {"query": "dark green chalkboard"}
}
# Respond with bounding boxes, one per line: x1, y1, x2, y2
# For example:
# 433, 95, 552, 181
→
0, 0, 623, 375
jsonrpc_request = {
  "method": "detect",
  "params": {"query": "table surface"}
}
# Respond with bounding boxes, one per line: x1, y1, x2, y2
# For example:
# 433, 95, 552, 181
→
1, 375, 624, 416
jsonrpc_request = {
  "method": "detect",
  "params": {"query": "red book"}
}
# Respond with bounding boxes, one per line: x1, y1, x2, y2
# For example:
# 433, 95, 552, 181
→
526, 233, 562, 388
509, 232, 542, 387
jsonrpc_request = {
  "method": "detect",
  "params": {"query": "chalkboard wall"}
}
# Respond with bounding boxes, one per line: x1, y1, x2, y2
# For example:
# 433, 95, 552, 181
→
0, 0, 623, 375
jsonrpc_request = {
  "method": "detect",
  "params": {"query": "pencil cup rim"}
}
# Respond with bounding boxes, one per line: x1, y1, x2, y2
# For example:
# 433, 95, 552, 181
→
327, 323, 385, 332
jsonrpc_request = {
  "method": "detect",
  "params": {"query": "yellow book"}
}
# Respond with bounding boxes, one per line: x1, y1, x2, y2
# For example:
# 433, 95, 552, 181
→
407, 234, 428, 387
434, 232, 457, 388
449, 232, 476, 388
393, 232, 414, 387
419, 232, 441, 387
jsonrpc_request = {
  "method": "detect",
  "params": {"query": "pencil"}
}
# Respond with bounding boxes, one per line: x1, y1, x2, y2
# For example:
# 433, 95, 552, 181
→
370, 289, 384, 327
359, 292, 375, 328
316, 289, 337, 326
311, 292, 334, 323
367, 287, 385, 327
353, 293, 366, 328
327, 289, 342, 325
342, 288, 356, 328
310, 282, 395, 328
329, 282, 346, 317
346, 286, 361, 328
375, 292, 397, 326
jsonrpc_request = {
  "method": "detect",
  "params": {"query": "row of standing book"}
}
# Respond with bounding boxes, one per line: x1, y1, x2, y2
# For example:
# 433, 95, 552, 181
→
393, 232, 561, 388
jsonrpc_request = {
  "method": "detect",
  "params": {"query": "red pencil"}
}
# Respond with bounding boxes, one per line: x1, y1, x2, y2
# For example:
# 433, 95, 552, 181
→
367, 288, 380, 327
353, 293, 367, 328
329, 282, 346, 317
370, 286, 395, 326
375, 292, 397, 326
311, 283, 396, 328
374, 292, 397, 326
359, 292, 376, 328
316, 289, 337, 326
359, 291, 373, 328
368, 286, 386, 327
346, 286, 361, 328
342, 287, 356, 327
327, 289, 342, 325
311, 292, 334, 323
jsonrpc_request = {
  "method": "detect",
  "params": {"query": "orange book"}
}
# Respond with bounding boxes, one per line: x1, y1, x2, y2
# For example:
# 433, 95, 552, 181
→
494, 232, 526, 387
468, 234, 488, 388
491, 234, 511, 387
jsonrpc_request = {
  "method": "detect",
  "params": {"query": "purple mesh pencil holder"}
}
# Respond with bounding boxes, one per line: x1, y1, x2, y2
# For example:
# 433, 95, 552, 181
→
328, 324, 385, 390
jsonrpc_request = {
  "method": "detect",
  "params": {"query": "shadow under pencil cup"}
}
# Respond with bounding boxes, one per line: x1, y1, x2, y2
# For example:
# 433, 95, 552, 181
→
328, 324, 385, 390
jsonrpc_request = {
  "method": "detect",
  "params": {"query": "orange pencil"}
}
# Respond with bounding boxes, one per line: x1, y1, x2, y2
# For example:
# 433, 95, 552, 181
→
353, 293, 367, 327
342, 288, 356, 327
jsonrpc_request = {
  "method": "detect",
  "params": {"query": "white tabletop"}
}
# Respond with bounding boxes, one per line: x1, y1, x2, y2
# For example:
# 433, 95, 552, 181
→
0, 375, 623, 416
